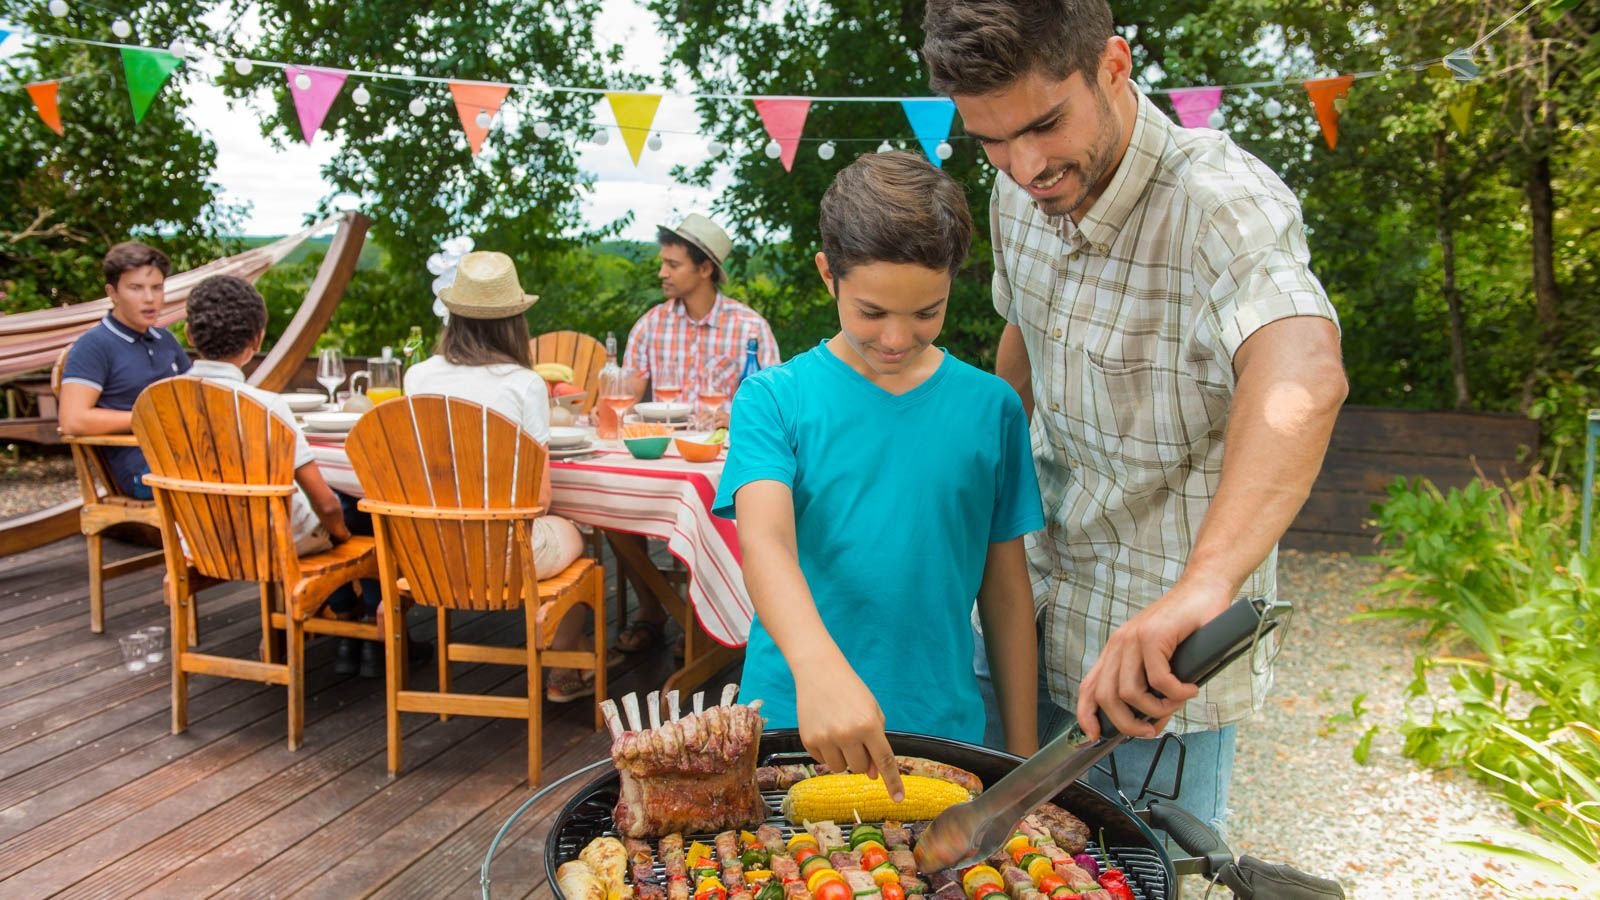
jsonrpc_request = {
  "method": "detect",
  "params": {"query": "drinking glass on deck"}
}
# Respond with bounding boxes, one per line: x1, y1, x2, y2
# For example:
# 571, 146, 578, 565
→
143, 624, 167, 664
119, 633, 151, 673
316, 348, 345, 406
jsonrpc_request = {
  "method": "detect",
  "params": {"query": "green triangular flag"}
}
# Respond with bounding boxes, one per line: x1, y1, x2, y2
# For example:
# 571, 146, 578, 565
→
121, 47, 183, 124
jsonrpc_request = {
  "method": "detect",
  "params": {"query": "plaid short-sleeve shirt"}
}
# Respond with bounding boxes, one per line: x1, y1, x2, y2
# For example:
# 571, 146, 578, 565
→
623, 293, 780, 406
992, 89, 1339, 731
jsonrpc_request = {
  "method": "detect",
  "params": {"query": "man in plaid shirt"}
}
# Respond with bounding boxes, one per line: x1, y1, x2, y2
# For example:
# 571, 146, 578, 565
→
616, 213, 779, 656
623, 214, 780, 411
925, 0, 1347, 830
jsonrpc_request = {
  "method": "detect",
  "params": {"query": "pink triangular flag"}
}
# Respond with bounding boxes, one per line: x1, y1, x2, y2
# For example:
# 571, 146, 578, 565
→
753, 98, 811, 172
1169, 86, 1224, 129
285, 66, 347, 144
450, 82, 511, 155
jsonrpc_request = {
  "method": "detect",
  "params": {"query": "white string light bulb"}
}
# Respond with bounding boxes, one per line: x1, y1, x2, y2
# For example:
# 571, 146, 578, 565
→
111, 19, 131, 38
764, 139, 781, 159
294, 72, 312, 91
593, 129, 610, 146
533, 120, 552, 139
817, 141, 836, 161
707, 139, 725, 156
935, 141, 953, 160
352, 85, 371, 107
409, 96, 426, 116
234, 58, 253, 76
475, 109, 491, 129
48, 0, 68, 17
647, 132, 663, 152
168, 37, 188, 58
1262, 97, 1283, 118
1207, 109, 1225, 129
877, 140, 893, 153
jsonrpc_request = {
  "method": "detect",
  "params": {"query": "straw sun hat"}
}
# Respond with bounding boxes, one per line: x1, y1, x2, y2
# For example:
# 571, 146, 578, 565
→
660, 213, 733, 275
437, 251, 539, 319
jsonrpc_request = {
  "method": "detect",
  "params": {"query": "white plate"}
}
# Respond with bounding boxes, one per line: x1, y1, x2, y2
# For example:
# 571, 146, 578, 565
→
548, 442, 596, 459
303, 429, 348, 443
634, 401, 693, 421
279, 392, 328, 413
551, 392, 587, 412
547, 426, 590, 449
302, 411, 363, 433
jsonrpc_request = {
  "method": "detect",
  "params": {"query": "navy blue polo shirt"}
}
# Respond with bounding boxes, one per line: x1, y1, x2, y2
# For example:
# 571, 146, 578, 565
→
61, 315, 191, 494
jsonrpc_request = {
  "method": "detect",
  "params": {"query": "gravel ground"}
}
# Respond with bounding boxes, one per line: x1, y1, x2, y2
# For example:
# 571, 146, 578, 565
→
0, 464, 1584, 897
0, 450, 77, 518
1222, 550, 1585, 899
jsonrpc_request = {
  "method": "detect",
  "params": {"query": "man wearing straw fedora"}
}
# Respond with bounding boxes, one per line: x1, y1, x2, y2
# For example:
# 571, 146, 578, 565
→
616, 214, 780, 657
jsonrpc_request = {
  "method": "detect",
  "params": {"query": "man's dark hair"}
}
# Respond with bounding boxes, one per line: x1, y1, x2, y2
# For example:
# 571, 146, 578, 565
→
439, 312, 533, 369
102, 241, 171, 288
819, 151, 973, 279
922, 0, 1115, 96
656, 227, 725, 286
187, 275, 268, 360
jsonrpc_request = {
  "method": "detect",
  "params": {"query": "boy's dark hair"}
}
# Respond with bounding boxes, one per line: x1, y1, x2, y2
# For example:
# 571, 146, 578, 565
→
656, 227, 725, 286
819, 151, 973, 279
102, 241, 171, 288
187, 275, 268, 360
922, 0, 1115, 97
439, 312, 533, 369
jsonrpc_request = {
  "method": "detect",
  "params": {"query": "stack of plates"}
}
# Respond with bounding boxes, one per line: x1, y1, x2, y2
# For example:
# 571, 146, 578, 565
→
279, 392, 329, 413
547, 426, 593, 459
634, 402, 692, 423
302, 412, 362, 435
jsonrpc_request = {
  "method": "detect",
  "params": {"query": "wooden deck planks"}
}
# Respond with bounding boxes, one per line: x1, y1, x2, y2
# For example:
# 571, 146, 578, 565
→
0, 532, 740, 899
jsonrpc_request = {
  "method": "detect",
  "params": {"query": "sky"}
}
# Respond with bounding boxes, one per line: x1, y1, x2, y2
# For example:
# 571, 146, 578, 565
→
7, 0, 728, 239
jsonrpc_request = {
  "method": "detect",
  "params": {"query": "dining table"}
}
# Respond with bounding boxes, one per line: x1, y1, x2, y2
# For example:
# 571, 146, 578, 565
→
304, 426, 751, 696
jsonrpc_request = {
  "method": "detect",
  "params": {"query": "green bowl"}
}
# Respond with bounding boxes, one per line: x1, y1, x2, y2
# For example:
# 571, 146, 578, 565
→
622, 435, 671, 459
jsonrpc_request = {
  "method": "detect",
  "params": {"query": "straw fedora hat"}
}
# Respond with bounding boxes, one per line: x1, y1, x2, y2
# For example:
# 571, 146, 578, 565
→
659, 213, 732, 275
438, 251, 538, 319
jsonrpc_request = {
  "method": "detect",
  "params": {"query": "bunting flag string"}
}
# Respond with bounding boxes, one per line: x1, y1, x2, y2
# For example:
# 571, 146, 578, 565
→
26, 80, 62, 134
450, 81, 510, 154
1304, 75, 1356, 150
120, 47, 182, 124
753, 98, 810, 172
605, 91, 663, 165
900, 98, 956, 167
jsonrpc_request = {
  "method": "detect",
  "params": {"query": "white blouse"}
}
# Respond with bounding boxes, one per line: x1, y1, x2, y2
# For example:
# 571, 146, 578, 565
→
403, 357, 551, 446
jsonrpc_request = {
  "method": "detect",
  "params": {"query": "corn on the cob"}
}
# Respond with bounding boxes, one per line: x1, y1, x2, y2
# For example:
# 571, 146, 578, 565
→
780, 773, 973, 824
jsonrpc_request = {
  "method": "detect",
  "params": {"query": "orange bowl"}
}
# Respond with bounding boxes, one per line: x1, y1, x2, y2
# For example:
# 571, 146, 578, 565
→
673, 434, 724, 463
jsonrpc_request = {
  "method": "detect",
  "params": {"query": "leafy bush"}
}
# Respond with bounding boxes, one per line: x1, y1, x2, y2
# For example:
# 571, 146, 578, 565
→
1359, 472, 1599, 891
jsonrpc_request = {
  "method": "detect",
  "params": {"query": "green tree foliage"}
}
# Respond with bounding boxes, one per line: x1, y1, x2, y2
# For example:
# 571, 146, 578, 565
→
0, 1, 238, 311
216, 0, 641, 353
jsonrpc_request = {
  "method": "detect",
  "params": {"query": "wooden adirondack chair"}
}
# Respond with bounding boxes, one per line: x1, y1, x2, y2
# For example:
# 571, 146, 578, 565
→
132, 378, 381, 750
50, 348, 168, 634
346, 395, 606, 786
529, 330, 606, 413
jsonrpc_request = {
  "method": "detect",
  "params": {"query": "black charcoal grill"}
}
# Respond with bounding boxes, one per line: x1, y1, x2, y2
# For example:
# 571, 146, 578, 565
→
509, 729, 1235, 900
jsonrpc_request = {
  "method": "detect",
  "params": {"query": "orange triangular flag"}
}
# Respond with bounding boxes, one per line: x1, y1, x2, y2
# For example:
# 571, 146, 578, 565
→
26, 81, 63, 136
1303, 75, 1355, 150
449, 82, 511, 155
605, 92, 662, 165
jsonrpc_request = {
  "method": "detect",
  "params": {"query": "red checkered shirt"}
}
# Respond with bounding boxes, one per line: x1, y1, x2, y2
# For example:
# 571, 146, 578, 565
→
622, 293, 781, 406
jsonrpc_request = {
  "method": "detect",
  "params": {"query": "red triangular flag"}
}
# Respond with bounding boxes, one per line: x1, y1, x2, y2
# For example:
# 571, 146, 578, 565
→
753, 98, 811, 171
449, 82, 511, 155
26, 81, 63, 136
1303, 75, 1355, 150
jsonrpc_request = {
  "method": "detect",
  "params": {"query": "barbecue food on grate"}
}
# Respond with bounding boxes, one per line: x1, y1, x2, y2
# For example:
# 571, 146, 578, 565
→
603, 686, 769, 838
555, 860, 608, 900
756, 756, 984, 794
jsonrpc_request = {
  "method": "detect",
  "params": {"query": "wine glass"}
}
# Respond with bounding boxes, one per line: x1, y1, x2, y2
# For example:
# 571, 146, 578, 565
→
695, 354, 736, 429
316, 348, 345, 407
652, 361, 683, 405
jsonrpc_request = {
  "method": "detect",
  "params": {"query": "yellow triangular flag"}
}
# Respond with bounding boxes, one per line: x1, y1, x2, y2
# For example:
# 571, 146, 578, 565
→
605, 92, 662, 165
1430, 65, 1474, 134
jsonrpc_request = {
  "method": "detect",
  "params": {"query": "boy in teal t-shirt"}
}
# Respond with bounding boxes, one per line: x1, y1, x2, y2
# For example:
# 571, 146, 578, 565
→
713, 151, 1044, 799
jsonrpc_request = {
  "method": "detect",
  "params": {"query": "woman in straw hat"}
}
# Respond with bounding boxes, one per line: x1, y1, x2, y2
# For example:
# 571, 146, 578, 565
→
404, 250, 594, 703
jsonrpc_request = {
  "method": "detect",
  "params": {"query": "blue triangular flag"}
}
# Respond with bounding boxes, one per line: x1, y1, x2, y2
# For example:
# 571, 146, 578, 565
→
0, 29, 11, 46
900, 98, 957, 167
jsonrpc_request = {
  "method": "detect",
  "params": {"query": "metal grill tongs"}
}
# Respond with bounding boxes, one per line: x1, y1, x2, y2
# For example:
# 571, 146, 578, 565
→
914, 597, 1288, 873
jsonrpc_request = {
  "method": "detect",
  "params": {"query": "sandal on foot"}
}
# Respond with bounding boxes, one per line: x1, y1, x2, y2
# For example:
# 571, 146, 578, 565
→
615, 619, 666, 654
546, 669, 595, 704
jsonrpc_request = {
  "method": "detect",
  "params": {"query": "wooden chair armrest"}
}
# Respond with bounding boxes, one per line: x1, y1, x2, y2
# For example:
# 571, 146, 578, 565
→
140, 474, 297, 497
63, 433, 141, 448
356, 498, 547, 521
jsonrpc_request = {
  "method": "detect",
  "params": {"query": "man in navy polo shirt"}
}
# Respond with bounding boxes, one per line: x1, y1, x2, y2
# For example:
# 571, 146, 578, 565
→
58, 241, 192, 500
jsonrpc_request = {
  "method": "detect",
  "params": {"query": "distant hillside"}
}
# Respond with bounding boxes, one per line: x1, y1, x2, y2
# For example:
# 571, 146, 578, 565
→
234, 235, 657, 270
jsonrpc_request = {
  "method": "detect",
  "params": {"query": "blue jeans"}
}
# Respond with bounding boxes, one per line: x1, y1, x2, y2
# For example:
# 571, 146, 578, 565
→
975, 633, 1236, 835
121, 463, 154, 501
325, 491, 380, 617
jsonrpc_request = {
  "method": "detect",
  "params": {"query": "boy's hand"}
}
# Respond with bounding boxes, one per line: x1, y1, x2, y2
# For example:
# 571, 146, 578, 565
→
794, 665, 904, 802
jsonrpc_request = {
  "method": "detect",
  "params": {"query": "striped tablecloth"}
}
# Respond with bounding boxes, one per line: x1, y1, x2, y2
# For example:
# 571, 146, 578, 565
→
306, 436, 753, 647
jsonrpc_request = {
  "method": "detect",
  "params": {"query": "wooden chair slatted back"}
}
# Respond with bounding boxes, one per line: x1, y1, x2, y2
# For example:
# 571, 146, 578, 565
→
132, 378, 300, 583
529, 330, 605, 413
51, 347, 124, 502
346, 396, 545, 612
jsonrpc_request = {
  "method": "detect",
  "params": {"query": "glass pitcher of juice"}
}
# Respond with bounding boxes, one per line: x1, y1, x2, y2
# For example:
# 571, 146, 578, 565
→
352, 351, 404, 405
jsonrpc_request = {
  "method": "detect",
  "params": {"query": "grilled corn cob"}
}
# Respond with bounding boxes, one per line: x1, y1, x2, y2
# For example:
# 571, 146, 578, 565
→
781, 773, 973, 824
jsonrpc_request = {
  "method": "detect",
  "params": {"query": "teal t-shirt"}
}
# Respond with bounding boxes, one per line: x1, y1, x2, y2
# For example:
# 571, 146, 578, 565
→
713, 341, 1044, 744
